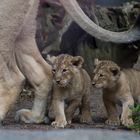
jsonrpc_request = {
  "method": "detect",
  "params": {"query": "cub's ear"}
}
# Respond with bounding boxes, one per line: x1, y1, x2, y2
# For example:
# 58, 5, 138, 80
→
94, 58, 100, 66
109, 66, 120, 76
46, 55, 56, 64
71, 56, 84, 68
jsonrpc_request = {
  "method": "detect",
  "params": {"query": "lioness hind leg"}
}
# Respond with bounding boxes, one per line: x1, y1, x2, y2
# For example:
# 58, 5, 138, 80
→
0, 56, 25, 124
80, 94, 92, 124
15, 38, 53, 124
0, 0, 30, 123
0, 90, 19, 124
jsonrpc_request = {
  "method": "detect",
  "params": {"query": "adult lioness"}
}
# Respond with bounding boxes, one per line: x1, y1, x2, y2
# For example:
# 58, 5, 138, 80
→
48, 54, 92, 128
92, 59, 140, 127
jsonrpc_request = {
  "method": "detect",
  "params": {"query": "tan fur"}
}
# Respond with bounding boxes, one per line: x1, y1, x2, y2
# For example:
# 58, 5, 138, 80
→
48, 54, 92, 128
0, 0, 53, 124
92, 59, 140, 126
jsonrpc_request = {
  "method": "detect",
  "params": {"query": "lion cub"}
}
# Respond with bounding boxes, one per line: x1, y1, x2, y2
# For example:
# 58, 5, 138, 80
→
48, 54, 92, 128
92, 59, 140, 127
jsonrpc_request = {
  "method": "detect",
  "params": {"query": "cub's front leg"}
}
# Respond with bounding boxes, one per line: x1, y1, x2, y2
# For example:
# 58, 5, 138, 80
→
51, 99, 67, 128
121, 96, 134, 127
103, 95, 120, 126
65, 99, 81, 124
80, 93, 92, 124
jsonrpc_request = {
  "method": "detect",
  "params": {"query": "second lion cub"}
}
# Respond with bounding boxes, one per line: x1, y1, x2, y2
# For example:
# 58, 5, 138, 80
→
92, 59, 140, 127
48, 54, 92, 128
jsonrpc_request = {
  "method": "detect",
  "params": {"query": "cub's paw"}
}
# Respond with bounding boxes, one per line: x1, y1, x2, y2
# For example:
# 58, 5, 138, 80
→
80, 114, 93, 124
121, 117, 134, 127
67, 120, 72, 125
51, 120, 67, 128
66, 116, 72, 125
15, 109, 49, 124
105, 118, 120, 126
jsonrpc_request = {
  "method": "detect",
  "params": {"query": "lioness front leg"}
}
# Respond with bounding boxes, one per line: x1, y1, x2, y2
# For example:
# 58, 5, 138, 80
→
121, 98, 134, 127
51, 99, 67, 128
65, 99, 81, 124
103, 96, 120, 126
15, 0, 52, 123
15, 37, 53, 124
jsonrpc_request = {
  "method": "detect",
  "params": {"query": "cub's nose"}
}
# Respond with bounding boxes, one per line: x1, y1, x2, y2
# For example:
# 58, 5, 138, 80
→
56, 80, 60, 84
92, 81, 96, 86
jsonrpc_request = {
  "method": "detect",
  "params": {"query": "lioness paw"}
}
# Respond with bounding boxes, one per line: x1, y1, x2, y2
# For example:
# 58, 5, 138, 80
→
15, 109, 49, 124
105, 118, 120, 126
51, 120, 67, 128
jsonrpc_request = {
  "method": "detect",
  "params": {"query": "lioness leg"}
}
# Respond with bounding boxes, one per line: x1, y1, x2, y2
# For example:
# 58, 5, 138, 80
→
103, 96, 120, 126
0, 55, 25, 123
15, 0, 53, 124
15, 38, 53, 123
65, 99, 81, 124
0, 0, 29, 123
80, 94, 92, 124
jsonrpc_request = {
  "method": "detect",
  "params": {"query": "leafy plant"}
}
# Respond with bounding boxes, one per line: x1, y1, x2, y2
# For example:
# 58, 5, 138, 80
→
128, 105, 140, 133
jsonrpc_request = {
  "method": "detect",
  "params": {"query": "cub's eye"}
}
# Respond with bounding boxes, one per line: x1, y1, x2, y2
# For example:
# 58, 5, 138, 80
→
62, 69, 67, 73
52, 69, 56, 73
99, 74, 104, 77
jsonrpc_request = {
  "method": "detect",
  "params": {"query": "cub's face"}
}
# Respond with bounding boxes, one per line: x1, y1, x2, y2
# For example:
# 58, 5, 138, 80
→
48, 54, 84, 87
92, 59, 120, 89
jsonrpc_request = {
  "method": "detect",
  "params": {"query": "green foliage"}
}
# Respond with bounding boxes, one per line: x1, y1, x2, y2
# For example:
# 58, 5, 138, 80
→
128, 105, 140, 133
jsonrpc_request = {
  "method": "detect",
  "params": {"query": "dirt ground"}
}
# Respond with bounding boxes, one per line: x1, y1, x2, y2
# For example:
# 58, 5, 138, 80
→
1, 88, 129, 131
